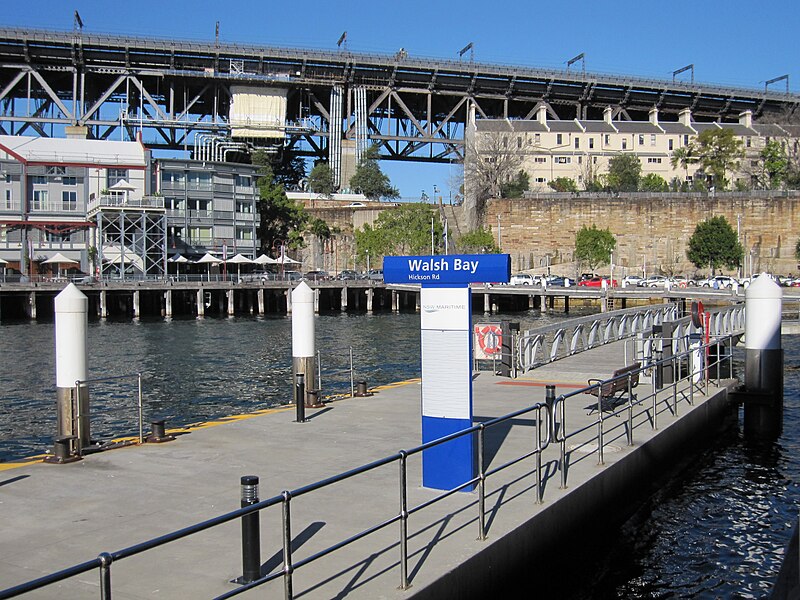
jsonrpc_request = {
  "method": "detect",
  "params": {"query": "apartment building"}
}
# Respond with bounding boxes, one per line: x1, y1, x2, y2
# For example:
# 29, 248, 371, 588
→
470, 107, 800, 191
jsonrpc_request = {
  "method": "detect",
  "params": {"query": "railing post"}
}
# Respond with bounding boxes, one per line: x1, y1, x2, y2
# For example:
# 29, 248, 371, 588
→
239, 476, 261, 584
74, 380, 84, 457
558, 395, 568, 489
672, 356, 679, 417
545, 384, 556, 439
626, 373, 634, 446
137, 372, 143, 444
349, 346, 355, 398
477, 425, 487, 541
398, 451, 410, 589
282, 491, 293, 600
98, 552, 113, 600
535, 405, 543, 502
689, 350, 695, 405
651, 365, 658, 430
597, 402, 605, 466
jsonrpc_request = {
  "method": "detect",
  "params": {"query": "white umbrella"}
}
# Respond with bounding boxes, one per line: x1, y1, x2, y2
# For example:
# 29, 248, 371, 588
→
0, 257, 8, 265
168, 253, 190, 279
196, 252, 222, 280
42, 252, 79, 278
225, 253, 253, 279
253, 254, 278, 265
277, 251, 301, 265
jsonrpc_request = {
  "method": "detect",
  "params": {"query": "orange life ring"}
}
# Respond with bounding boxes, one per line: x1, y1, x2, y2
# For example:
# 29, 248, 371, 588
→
476, 325, 502, 355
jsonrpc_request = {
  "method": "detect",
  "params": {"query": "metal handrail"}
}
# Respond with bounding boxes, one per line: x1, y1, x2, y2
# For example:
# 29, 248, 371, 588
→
0, 334, 738, 600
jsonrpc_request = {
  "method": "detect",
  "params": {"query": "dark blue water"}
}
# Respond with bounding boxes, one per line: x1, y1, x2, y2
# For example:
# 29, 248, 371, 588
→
1, 314, 797, 596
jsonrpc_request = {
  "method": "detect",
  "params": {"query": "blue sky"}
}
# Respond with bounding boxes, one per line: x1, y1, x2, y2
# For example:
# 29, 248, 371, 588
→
4, 0, 799, 197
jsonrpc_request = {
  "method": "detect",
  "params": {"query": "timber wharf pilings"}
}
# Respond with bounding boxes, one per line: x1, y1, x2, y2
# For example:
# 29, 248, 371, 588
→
0, 279, 758, 322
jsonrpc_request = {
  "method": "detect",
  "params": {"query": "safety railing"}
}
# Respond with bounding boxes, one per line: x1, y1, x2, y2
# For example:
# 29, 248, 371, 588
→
0, 333, 739, 600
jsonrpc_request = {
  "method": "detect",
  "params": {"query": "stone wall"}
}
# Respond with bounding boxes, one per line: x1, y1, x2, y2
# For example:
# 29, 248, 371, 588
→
486, 193, 800, 278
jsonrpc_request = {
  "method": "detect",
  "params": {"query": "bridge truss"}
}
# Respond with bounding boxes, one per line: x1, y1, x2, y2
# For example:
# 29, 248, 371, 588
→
0, 27, 798, 165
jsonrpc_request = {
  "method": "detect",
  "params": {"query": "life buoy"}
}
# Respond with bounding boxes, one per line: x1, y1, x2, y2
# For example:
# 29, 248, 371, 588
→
679, 281, 687, 288
476, 325, 502, 355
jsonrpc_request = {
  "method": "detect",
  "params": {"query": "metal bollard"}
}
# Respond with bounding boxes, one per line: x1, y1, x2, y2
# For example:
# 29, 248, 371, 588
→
355, 380, 373, 397
295, 373, 306, 423
237, 475, 261, 584
44, 435, 81, 464
146, 419, 174, 443
545, 384, 556, 438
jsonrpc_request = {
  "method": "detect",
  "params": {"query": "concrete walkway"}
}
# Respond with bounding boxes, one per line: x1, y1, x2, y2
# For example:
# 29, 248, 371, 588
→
0, 341, 733, 599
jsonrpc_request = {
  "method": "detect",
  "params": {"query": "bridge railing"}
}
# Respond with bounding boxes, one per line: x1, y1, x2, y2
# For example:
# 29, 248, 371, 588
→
0, 332, 740, 600
517, 303, 744, 374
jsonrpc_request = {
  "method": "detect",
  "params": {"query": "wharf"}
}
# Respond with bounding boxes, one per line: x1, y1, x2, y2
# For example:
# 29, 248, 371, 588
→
0, 341, 736, 599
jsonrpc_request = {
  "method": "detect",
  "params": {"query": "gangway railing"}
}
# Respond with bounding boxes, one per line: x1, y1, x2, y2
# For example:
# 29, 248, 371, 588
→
0, 334, 740, 600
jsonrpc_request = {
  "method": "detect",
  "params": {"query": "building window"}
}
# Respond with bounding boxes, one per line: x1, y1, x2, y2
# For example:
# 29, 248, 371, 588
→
187, 198, 211, 214
163, 171, 186, 185
31, 175, 47, 185
593, 156, 597, 164
534, 133, 541, 145
578, 156, 583, 164
684, 135, 689, 146
187, 171, 212, 190
62, 176, 77, 186
650, 134, 656, 146
555, 157, 571, 164
32, 189, 48, 210
588, 138, 594, 149
534, 157, 547, 163
638, 135, 645, 146
574, 137, 580, 149
107, 168, 129, 187
647, 157, 662, 164
604, 134, 610, 145
62, 190, 77, 211
535, 177, 546, 183
46, 166, 66, 176
622, 139, 628, 150
517, 136, 523, 149
556, 133, 563, 145
189, 227, 213, 243
236, 227, 253, 240
235, 175, 251, 187
4, 189, 11, 209
164, 197, 184, 211
236, 200, 254, 213
669, 139, 674, 151
747, 137, 752, 148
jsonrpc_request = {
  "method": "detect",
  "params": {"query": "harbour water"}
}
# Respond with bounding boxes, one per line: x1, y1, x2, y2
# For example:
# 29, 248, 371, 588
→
0, 311, 797, 597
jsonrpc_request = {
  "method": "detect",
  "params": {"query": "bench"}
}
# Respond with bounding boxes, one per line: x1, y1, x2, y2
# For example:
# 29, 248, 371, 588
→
587, 362, 641, 413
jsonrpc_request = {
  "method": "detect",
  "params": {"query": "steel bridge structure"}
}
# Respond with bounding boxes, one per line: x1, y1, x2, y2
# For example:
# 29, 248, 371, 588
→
0, 26, 798, 168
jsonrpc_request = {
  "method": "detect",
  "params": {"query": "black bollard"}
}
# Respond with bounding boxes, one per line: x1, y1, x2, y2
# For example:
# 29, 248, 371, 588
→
237, 475, 261, 584
146, 419, 174, 443
545, 384, 556, 438
355, 380, 372, 397
295, 373, 306, 423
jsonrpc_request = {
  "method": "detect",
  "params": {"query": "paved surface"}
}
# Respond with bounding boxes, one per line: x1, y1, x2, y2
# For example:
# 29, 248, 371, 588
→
0, 341, 731, 599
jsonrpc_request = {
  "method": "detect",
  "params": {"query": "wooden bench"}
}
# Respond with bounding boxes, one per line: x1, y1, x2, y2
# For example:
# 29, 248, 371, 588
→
587, 362, 641, 413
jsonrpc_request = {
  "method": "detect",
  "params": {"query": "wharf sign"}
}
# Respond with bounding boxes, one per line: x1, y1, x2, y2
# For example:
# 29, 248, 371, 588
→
383, 254, 510, 285
384, 254, 510, 491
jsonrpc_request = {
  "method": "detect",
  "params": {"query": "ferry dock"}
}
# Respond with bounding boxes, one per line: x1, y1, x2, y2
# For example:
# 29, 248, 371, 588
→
0, 338, 740, 599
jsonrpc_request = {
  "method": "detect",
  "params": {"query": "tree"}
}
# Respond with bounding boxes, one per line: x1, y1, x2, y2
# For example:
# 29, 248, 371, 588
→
455, 228, 500, 254
640, 173, 669, 192
307, 162, 336, 197
500, 169, 530, 198
252, 150, 308, 253
694, 129, 744, 190
606, 154, 642, 192
755, 140, 789, 189
574, 225, 616, 273
349, 145, 399, 201
353, 203, 441, 265
548, 177, 578, 192
670, 145, 697, 182
463, 128, 524, 228
686, 216, 743, 274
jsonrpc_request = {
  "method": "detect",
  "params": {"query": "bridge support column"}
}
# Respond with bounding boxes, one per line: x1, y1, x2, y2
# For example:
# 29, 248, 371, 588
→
484, 293, 490, 314
340, 287, 348, 311
366, 288, 374, 313
314, 289, 320, 314
528, 294, 534, 309
227, 290, 235, 316
100, 290, 107, 318
540, 294, 547, 312
392, 290, 398, 312
257, 289, 264, 315
25, 292, 36, 319
196, 288, 205, 317
132, 290, 140, 320
415, 291, 420, 312
165, 290, 172, 318
286, 289, 292, 314
564, 296, 570, 313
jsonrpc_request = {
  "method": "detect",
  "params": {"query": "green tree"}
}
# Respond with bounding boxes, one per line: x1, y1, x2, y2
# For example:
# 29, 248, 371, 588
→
307, 162, 336, 197
353, 203, 441, 265
794, 237, 800, 262
252, 149, 308, 253
686, 216, 743, 274
670, 145, 697, 183
455, 228, 500, 253
349, 145, 399, 200
694, 129, 744, 190
606, 154, 642, 192
756, 140, 789, 189
640, 173, 669, 192
548, 177, 578, 192
574, 225, 616, 273
500, 170, 530, 198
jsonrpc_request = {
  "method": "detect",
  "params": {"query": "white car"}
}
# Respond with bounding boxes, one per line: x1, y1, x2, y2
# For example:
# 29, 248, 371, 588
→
509, 273, 535, 286
622, 275, 643, 287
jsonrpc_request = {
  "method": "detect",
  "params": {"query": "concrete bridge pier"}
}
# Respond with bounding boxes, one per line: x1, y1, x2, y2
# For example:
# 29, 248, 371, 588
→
415, 292, 420, 312
165, 290, 172, 318
484, 293, 490, 314
564, 296, 570, 313
286, 289, 292, 314
132, 290, 140, 320
391, 290, 398, 313
257, 289, 265, 314
366, 288, 374, 313
314, 289, 320, 314
528, 294, 534, 309
541, 294, 548, 312
99, 290, 107, 319
26, 292, 36, 320
227, 290, 235, 316
196, 288, 205, 318
340, 287, 348, 311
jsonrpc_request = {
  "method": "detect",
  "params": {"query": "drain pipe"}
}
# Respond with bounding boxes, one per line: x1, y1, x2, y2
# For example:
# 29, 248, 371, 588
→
743, 273, 783, 439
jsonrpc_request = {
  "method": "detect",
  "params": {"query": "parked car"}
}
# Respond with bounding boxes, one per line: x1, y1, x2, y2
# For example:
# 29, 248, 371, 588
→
304, 270, 330, 281
546, 275, 574, 287
336, 269, 359, 280
698, 275, 736, 289
640, 275, 668, 288
578, 276, 618, 287
366, 269, 384, 281
240, 270, 276, 283
509, 273, 535, 286
283, 270, 303, 281
621, 275, 643, 287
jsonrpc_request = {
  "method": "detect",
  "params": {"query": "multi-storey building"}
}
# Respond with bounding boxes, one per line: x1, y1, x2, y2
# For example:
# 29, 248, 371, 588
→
470, 107, 800, 192
0, 135, 260, 278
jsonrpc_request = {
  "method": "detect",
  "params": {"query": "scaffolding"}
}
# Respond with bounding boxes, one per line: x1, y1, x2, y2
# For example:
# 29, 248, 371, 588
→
91, 202, 166, 279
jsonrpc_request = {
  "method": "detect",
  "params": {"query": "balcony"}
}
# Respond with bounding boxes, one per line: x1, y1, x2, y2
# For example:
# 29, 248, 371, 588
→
88, 195, 165, 215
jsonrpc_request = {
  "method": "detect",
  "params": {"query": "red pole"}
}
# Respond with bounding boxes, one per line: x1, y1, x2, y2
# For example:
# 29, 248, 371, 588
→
703, 311, 711, 380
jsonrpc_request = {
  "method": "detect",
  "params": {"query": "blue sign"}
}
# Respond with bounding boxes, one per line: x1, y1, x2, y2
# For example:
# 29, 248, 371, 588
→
383, 254, 510, 285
